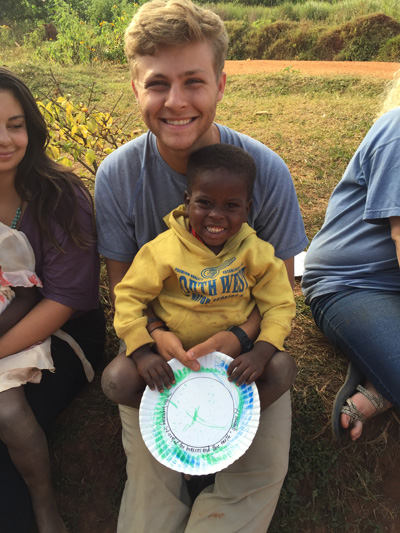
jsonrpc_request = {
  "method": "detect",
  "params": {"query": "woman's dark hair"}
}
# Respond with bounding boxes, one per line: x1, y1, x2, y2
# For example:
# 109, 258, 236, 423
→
186, 144, 256, 199
0, 67, 93, 250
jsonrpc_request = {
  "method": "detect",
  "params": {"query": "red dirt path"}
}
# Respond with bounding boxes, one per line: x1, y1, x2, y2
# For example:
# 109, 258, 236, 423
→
224, 59, 400, 79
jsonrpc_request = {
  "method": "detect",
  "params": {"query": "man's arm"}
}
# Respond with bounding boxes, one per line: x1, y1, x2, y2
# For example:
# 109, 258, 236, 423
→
105, 258, 132, 305
283, 257, 295, 288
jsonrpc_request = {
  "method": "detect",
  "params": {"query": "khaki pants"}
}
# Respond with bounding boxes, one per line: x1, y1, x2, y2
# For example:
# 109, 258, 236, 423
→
117, 390, 292, 533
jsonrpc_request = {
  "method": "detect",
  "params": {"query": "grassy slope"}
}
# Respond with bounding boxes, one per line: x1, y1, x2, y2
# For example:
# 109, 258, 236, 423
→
6, 58, 400, 532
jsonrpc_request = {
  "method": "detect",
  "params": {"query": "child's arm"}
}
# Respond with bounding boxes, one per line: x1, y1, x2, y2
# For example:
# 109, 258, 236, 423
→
226, 341, 277, 386
131, 344, 176, 392
0, 298, 74, 358
0, 286, 39, 337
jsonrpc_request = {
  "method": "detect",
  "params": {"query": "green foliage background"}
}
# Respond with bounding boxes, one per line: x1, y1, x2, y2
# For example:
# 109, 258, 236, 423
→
1, 0, 400, 63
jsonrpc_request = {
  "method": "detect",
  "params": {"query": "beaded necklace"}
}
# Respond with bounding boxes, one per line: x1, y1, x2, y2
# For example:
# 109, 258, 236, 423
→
10, 204, 22, 229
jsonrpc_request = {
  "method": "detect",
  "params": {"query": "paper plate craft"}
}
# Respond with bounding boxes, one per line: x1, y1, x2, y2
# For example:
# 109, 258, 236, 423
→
139, 351, 260, 475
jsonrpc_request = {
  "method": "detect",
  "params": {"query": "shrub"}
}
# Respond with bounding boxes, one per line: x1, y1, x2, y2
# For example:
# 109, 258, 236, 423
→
266, 22, 320, 60
38, 94, 137, 175
316, 12, 400, 61
247, 20, 296, 59
0, 24, 15, 47
316, 26, 346, 60
337, 13, 400, 61
34, 0, 135, 65
1, 0, 49, 24
225, 20, 250, 60
296, 1, 332, 22
376, 34, 400, 61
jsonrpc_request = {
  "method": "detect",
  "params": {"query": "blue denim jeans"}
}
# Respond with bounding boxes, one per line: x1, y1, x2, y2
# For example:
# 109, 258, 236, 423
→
310, 289, 400, 408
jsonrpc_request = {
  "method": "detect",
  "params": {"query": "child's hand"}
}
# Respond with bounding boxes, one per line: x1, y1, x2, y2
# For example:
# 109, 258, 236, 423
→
227, 352, 266, 386
227, 342, 276, 386
133, 348, 176, 392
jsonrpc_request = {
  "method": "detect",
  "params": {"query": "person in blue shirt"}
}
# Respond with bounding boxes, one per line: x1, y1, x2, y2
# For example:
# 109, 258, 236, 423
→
302, 74, 400, 442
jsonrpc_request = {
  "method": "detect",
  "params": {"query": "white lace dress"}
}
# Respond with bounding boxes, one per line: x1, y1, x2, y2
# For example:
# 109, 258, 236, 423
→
0, 222, 55, 392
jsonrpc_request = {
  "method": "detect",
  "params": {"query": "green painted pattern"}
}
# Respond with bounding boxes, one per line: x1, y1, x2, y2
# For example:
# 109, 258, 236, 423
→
150, 360, 255, 472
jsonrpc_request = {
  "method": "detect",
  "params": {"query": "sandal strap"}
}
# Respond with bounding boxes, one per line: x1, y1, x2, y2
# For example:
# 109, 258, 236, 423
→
341, 398, 367, 425
356, 385, 388, 415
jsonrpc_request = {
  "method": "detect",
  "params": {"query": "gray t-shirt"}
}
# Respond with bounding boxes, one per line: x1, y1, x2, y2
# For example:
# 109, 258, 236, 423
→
95, 124, 308, 262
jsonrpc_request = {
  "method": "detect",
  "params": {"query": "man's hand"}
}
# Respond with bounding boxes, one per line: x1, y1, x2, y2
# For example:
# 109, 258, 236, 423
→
151, 329, 201, 371
186, 330, 242, 361
133, 345, 176, 392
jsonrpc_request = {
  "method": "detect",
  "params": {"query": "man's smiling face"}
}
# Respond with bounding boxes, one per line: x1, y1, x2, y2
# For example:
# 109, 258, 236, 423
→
132, 41, 226, 169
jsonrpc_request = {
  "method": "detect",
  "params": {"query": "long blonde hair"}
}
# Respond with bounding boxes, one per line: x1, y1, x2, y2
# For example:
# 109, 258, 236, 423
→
377, 69, 400, 117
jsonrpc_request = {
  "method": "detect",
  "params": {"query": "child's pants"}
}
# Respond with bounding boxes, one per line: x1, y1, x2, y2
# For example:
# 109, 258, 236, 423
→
117, 390, 292, 533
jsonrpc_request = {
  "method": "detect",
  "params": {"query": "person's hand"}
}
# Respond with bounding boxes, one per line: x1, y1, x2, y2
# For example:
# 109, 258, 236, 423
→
133, 345, 176, 392
151, 328, 201, 371
227, 351, 266, 386
227, 342, 276, 386
186, 330, 242, 362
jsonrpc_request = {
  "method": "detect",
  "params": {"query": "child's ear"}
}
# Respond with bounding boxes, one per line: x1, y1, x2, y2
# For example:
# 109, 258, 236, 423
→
184, 191, 190, 211
245, 199, 253, 218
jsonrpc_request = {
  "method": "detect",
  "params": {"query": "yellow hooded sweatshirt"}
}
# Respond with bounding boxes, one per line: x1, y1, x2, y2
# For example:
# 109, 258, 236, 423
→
114, 206, 295, 355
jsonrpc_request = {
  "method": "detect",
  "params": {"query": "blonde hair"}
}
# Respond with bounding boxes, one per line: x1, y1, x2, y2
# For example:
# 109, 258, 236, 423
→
377, 68, 400, 118
124, 0, 228, 80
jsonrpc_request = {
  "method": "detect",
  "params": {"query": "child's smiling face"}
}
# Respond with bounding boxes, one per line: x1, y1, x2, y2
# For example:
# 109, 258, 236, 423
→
184, 167, 252, 255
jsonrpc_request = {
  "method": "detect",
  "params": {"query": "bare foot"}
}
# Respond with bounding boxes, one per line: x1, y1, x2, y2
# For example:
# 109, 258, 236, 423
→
340, 380, 391, 441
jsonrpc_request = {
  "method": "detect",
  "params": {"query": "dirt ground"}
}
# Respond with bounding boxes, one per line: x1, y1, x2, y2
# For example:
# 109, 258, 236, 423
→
224, 59, 400, 79
49, 60, 400, 533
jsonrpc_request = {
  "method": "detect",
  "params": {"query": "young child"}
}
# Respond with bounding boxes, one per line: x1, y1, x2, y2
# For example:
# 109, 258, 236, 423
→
0, 222, 54, 389
114, 144, 296, 410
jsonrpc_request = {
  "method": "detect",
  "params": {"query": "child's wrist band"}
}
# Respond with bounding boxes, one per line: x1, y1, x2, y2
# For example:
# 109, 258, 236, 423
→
147, 320, 168, 334
226, 326, 254, 353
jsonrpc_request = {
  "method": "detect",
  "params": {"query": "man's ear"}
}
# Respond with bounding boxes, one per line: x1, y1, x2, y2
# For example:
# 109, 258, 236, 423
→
217, 71, 227, 103
131, 80, 139, 99
184, 191, 191, 210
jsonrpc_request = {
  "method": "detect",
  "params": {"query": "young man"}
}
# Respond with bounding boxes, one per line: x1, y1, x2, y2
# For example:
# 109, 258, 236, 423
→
95, 1, 308, 531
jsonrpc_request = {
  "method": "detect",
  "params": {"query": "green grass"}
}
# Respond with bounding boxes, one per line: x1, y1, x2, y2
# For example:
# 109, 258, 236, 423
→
6, 56, 399, 532
209, 0, 400, 25
2, 0, 400, 64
